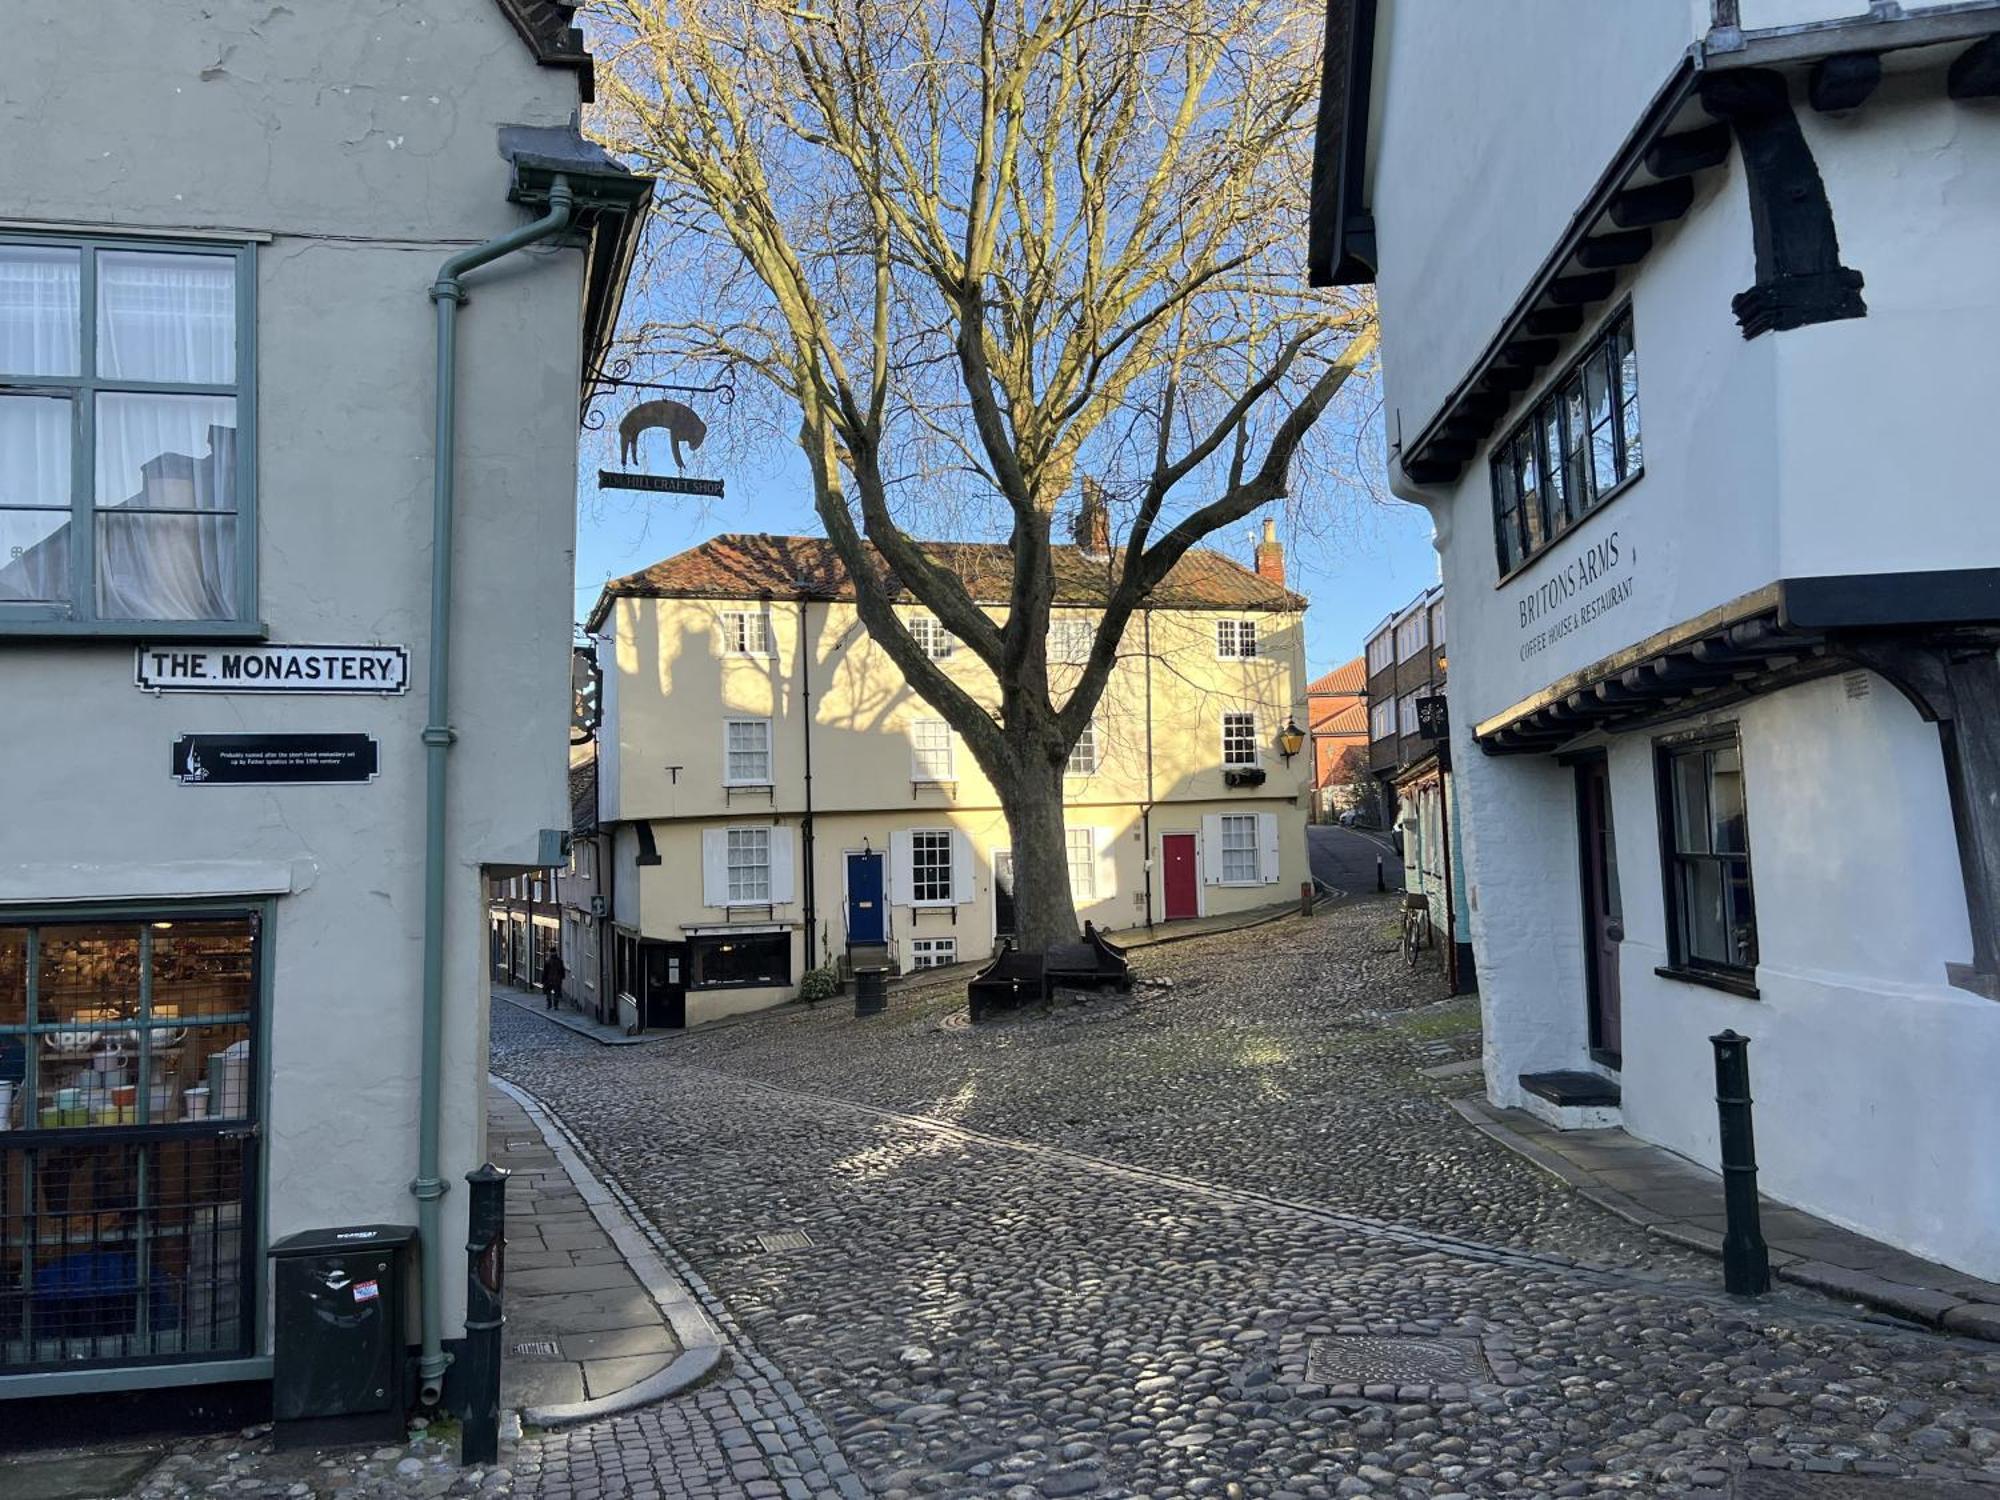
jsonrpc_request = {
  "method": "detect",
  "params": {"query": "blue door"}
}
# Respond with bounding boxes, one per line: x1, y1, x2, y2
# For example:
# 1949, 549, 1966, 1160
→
847, 852, 886, 944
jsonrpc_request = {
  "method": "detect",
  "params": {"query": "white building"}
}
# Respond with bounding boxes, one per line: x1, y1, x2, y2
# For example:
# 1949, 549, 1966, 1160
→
0, 1, 646, 1412
1316, 0, 2000, 1278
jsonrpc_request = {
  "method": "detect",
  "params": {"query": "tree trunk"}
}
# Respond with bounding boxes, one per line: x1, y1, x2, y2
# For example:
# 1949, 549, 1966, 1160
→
995, 751, 1080, 953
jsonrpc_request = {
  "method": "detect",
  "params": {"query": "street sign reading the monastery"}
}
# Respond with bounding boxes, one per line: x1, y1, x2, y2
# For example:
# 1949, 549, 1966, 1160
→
171, 733, 380, 786
137, 644, 410, 695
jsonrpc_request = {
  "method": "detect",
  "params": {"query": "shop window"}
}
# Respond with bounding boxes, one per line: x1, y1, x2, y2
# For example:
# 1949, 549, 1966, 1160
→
910, 937, 957, 970
0, 911, 259, 1374
0, 237, 257, 634
910, 830, 954, 903
1065, 720, 1098, 776
719, 609, 772, 656
1220, 814, 1260, 884
1657, 730, 1758, 980
1221, 712, 1257, 766
1490, 308, 1642, 576
690, 932, 790, 990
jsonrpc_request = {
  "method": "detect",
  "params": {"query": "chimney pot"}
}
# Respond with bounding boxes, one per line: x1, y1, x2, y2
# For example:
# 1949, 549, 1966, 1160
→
1075, 479, 1112, 557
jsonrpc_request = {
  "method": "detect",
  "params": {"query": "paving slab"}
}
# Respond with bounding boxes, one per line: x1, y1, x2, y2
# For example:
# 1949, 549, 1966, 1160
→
6, 1450, 162, 1500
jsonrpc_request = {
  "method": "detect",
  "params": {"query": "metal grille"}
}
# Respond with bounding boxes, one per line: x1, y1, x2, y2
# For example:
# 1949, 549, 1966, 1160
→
754, 1229, 815, 1253
1, 913, 261, 1375
512, 1339, 561, 1358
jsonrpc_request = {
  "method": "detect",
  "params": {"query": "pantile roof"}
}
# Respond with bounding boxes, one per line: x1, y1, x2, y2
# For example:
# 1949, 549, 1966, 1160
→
1307, 656, 1367, 698
1312, 699, 1368, 736
587, 532, 1306, 629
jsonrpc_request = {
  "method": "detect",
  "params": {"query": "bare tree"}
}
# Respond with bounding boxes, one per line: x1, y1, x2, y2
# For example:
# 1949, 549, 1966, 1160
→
592, 0, 1377, 952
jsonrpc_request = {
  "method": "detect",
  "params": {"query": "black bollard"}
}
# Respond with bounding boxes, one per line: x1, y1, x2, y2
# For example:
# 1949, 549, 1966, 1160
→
854, 967, 887, 1018
461, 1163, 510, 1465
1376, 855, 1386, 893
1710, 1030, 1770, 1296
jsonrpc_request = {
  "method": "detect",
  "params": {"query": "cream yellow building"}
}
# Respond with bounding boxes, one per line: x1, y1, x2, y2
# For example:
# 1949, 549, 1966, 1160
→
584, 525, 1311, 1028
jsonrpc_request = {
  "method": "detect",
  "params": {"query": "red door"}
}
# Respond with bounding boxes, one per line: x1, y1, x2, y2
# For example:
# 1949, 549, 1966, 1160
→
1162, 834, 1199, 921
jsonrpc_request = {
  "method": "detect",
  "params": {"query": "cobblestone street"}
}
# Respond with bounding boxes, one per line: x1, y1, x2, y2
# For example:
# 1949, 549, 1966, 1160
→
486, 899, 2000, 1499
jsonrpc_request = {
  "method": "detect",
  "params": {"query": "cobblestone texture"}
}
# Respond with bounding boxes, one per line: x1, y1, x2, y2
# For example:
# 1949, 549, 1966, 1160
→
484, 899, 2000, 1498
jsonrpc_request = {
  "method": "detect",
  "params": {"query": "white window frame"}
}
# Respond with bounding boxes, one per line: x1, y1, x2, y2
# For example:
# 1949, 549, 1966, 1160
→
1369, 700, 1395, 742
1215, 618, 1258, 659
910, 936, 957, 970
1221, 711, 1258, 767
1048, 616, 1094, 666
1397, 692, 1422, 737
1394, 610, 1430, 662
908, 612, 954, 659
1066, 827, 1097, 899
1219, 813, 1260, 886
910, 718, 955, 782
1065, 719, 1099, 776
723, 716, 773, 786
719, 608, 773, 656
725, 826, 772, 905
1365, 627, 1394, 675
909, 828, 954, 904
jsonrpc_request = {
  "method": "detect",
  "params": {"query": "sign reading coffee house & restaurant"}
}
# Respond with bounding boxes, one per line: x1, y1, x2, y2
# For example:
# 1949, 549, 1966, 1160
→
136, 643, 411, 694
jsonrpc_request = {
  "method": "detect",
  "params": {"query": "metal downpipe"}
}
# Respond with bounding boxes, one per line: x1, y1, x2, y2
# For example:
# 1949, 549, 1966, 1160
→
414, 176, 575, 1404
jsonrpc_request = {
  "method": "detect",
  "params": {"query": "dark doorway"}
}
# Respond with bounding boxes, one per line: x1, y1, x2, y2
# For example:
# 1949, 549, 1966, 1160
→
846, 852, 885, 945
642, 942, 685, 1031
993, 851, 1016, 942
1162, 834, 1199, 921
1575, 756, 1623, 1067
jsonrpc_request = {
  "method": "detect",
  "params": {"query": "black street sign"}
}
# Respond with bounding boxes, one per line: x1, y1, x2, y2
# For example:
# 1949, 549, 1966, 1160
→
1416, 695, 1450, 740
172, 733, 379, 786
597, 470, 726, 497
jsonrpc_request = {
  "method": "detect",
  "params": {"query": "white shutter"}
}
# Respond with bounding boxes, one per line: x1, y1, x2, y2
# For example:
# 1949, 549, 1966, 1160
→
1258, 812, 1281, 884
889, 829, 914, 905
951, 830, 975, 905
768, 827, 796, 905
1200, 815, 1224, 885
1094, 827, 1116, 902
701, 829, 728, 906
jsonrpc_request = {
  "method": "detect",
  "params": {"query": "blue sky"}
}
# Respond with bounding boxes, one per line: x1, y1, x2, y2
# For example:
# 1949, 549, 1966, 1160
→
572, 400, 1440, 680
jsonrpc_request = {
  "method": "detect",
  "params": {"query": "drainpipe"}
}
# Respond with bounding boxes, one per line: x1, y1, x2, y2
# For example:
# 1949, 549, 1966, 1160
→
798, 596, 818, 971
1142, 608, 1156, 931
413, 176, 575, 1406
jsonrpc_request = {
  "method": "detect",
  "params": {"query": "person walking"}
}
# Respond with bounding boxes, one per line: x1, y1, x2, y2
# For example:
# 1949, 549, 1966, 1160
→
541, 948, 566, 1011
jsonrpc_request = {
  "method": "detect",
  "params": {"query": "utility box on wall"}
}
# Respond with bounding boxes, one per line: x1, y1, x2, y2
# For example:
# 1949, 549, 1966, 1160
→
268, 1224, 418, 1449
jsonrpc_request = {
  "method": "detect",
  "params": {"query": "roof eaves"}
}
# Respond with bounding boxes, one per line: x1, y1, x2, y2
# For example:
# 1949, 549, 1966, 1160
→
1307, 0, 1379, 288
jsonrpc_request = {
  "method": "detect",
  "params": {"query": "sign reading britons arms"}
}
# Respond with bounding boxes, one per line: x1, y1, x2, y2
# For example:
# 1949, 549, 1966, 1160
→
136, 644, 409, 694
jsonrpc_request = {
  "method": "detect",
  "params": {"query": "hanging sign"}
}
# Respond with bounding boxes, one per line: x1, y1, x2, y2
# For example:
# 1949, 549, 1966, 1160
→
1416, 695, 1450, 740
137, 644, 409, 695
597, 470, 725, 497
172, 733, 380, 786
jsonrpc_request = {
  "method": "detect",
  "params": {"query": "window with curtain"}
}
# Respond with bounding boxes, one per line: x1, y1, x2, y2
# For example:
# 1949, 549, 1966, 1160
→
1220, 815, 1259, 884
1659, 730, 1758, 978
725, 828, 771, 904
0, 237, 251, 629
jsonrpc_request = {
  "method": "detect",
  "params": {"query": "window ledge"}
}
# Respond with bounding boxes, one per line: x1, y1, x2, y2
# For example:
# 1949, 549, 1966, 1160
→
0, 618, 269, 643
1655, 963, 1760, 1000
722, 780, 775, 789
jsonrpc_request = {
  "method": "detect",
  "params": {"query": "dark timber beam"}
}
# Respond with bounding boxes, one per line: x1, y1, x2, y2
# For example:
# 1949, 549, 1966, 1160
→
1609, 178, 1695, 229
1699, 68, 1867, 338
1809, 52, 1883, 112
1549, 272, 1617, 306
1947, 33, 2000, 99
1575, 230, 1654, 269
1644, 123, 1731, 179
1524, 306, 1585, 337
1501, 338, 1560, 367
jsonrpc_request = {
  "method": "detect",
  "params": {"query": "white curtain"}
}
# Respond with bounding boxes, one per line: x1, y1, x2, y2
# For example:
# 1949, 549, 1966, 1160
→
95, 392, 237, 621
0, 394, 71, 602
95, 250, 234, 383
0, 245, 79, 378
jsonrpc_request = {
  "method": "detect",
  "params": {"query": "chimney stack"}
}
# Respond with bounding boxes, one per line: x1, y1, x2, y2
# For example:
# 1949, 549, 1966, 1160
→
1075, 479, 1112, 558
1255, 516, 1286, 586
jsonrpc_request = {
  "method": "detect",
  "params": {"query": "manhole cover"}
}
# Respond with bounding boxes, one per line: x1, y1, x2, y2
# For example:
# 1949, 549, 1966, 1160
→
511, 1340, 561, 1358
755, 1229, 815, 1253
1737, 1477, 1990, 1498
1305, 1335, 1489, 1385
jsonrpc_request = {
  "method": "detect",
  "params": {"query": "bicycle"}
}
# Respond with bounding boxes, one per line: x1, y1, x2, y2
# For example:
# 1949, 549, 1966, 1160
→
1401, 893, 1434, 969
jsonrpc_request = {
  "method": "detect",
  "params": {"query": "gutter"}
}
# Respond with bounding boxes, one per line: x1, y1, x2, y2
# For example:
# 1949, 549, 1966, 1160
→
413, 176, 576, 1407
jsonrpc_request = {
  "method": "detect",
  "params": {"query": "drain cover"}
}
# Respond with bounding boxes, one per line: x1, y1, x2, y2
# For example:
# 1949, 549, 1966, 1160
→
755, 1229, 815, 1253
1305, 1335, 1489, 1386
511, 1340, 561, 1358
1738, 1478, 1990, 1498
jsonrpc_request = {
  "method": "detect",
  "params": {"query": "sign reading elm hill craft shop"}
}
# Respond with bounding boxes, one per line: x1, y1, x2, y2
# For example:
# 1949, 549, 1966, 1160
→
136, 643, 410, 694
172, 733, 380, 786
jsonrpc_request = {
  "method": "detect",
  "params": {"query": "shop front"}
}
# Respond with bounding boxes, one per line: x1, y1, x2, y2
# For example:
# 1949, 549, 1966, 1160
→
1, 906, 264, 1384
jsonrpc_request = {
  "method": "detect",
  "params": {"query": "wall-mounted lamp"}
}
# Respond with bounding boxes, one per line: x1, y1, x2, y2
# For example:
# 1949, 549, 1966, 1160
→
1277, 717, 1306, 762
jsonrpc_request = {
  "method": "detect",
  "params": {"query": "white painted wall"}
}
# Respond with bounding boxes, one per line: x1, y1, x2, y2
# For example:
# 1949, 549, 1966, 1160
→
0, 0, 588, 1361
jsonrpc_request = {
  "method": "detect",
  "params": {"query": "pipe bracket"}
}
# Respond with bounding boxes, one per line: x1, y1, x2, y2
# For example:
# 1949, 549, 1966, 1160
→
422, 726, 457, 748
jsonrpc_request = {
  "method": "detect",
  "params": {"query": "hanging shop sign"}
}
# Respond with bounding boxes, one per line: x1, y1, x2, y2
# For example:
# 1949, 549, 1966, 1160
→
172, 733, 380, 786
1416, 695, 1450, 740
137, 643, 409, 695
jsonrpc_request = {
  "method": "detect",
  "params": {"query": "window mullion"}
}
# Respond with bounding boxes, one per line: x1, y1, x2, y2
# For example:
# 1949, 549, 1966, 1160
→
74, 247, 98, 622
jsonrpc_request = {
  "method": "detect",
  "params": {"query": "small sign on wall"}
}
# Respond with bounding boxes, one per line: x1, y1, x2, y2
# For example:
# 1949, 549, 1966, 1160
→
137, 644, 409, 695
172, 733, 380, 786
1416, 696, 1449, 740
